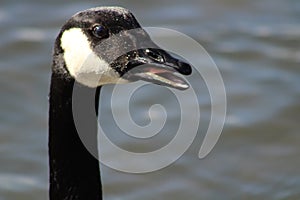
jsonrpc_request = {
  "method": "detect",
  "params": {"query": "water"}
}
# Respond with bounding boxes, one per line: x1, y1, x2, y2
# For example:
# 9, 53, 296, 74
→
0, 0, 299, 199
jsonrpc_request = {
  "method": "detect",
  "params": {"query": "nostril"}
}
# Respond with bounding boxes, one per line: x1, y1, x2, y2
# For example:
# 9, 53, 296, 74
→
177, 61, 192, 75
145, 49, 164, 63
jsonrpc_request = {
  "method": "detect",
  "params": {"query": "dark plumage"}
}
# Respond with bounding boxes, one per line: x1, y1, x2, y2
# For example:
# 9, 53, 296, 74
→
49, 6, 191, 200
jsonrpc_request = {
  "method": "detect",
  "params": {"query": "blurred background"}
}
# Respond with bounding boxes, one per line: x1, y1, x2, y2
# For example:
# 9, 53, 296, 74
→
0, 0, 299, 199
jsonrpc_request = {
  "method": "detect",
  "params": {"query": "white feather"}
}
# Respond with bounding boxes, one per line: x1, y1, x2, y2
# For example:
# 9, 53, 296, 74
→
60, 28, 125, 87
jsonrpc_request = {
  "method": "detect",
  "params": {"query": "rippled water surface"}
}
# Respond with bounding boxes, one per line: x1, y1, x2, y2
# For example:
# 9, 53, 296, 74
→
0, 0, 299, 199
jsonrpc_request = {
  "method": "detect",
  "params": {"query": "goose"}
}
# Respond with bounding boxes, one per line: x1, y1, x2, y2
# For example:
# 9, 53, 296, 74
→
49, 6, 192, 200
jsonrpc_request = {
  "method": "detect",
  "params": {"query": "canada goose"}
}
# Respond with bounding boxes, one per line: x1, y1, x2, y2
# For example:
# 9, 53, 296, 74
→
49, 6, 192, 200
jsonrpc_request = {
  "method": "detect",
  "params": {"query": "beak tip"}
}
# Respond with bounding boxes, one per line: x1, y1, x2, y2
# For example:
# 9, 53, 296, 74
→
177, 61, 192, 75
180, 84, 190, 90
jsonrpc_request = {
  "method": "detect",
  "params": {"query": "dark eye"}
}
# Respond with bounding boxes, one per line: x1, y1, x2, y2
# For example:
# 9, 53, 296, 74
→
92, 25, 109, 39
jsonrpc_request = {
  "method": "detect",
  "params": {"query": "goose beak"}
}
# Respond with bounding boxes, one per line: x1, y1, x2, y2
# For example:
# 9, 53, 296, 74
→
122, 48, 192, 90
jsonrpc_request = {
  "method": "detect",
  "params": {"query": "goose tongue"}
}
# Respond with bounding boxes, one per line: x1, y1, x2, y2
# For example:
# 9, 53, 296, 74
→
124, 64, 189, 90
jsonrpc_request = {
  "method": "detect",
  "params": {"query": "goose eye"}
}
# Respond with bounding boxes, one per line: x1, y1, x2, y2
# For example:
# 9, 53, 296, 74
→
92, 25, 109, 39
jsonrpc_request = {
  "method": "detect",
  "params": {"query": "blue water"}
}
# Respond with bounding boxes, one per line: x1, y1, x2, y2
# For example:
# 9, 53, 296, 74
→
0, 0, 300, 199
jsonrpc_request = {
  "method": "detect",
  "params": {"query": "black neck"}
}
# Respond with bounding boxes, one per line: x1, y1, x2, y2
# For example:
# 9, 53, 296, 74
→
49, 72, 102, 200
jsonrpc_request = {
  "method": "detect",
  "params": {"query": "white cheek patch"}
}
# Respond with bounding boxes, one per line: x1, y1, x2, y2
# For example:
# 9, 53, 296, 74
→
60, 28, 125, 87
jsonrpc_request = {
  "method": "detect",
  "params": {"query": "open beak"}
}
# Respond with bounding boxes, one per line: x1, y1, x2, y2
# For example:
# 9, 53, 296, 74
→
122, 48, 192, 90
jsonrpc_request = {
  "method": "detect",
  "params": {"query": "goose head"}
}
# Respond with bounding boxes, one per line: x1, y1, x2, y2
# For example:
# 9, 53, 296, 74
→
54, 6, 192, 90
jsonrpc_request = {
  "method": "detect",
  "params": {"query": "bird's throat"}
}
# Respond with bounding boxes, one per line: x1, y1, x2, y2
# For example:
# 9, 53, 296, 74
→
49, 72, 102, 200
